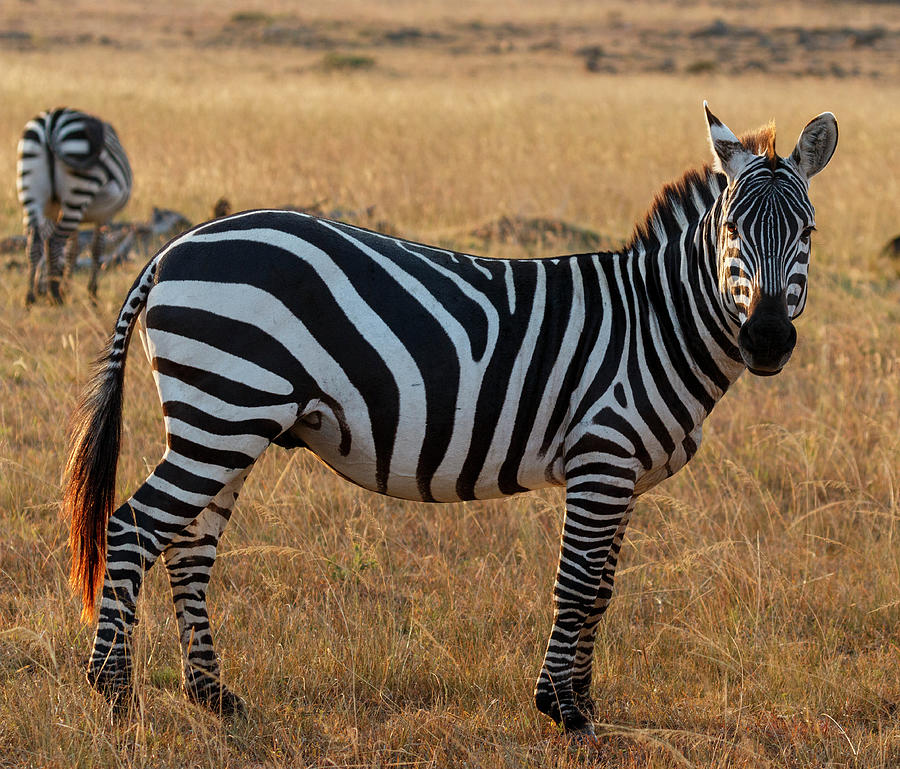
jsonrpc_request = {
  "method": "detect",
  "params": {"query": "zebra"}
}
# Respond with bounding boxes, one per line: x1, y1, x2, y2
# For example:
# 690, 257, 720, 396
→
17, 107, 132, 304
63, 104, 837, 735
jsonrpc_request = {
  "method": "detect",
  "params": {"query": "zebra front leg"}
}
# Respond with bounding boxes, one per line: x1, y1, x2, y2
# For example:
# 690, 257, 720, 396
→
87, 226, 103, 298
570, 507, 633, 718
534, 458, 636, 736
87, 456, 252, 712
163, 470, 250, 717
24, 225, 42, 305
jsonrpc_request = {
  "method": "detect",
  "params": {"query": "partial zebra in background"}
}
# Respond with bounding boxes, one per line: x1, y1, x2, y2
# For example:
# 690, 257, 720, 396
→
17, 107, 132, 304
63, 105, 836, 737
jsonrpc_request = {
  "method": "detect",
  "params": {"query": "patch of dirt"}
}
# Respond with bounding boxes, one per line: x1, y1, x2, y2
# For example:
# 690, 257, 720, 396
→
281, 201, 399, 236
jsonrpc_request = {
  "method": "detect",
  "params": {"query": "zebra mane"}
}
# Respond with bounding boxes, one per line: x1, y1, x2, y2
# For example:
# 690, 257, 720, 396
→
626, 122, 777, 253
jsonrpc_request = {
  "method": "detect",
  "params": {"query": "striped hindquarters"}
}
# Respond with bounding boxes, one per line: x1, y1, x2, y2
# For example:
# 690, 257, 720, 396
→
17, 108, 132, 235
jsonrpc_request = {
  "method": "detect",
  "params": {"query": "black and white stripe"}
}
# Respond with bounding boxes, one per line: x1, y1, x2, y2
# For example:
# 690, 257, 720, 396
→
17, 107, 132, 304
64, 106, 837, 731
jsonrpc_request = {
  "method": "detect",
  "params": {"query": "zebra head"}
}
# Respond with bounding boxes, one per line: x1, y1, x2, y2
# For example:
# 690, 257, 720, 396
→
704, 103, 838, 375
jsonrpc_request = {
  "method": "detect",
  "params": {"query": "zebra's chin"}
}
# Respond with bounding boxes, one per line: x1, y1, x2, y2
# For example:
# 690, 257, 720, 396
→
739, 344, 793, 377
746, 363, 785, 377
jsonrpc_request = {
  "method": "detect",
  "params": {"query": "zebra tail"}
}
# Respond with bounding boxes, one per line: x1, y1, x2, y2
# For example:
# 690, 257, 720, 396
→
62, 256, 159, 622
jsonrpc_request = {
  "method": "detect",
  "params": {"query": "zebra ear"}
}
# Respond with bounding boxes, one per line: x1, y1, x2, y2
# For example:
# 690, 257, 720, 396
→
790, 112, 838, 181
704, 101, 752, 182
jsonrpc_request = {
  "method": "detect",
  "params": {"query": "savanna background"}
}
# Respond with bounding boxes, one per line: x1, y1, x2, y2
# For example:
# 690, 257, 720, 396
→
1, 1, 899, 767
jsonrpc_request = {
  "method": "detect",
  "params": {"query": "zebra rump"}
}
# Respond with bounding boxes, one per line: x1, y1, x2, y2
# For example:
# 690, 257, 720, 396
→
48, 112, 106, 170
17, 107, 132, 303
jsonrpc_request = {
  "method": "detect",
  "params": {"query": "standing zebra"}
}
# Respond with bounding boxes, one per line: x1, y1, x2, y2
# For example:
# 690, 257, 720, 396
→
17, 107, 132, 304
64, 105, 837, 735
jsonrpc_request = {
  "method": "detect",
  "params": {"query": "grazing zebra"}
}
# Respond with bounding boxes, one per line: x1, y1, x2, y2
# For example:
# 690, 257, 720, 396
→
17, 107, 132, 304
64, 105, 837, 735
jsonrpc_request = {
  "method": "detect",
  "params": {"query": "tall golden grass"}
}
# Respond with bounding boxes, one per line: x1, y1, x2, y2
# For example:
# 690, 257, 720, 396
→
0, 4, 899, 766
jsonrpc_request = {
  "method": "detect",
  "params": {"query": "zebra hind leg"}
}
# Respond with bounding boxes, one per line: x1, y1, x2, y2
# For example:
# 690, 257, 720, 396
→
163, 470, 251, 717
87, 226, 103, 299
87, 457, 254, 713
64, 231, 80, 282
46, 232, 68, 304
24, 226, 42, 305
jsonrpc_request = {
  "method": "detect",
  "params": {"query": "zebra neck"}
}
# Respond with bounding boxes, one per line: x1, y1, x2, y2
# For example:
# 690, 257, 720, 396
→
634, 193, 745, 405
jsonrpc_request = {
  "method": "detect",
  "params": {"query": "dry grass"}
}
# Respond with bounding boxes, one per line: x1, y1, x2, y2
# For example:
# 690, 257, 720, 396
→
1, 2, 900, 767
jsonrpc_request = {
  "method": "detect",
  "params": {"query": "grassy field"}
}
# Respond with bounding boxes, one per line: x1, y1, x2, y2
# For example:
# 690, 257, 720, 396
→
1, 2, 900, 767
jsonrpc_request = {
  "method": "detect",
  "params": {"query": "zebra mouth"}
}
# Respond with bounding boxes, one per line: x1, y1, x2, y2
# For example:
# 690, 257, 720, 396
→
739, 343, 793, 377
746, 364, 784, 377
739, 340, 794, 376
738, 294, 797, 377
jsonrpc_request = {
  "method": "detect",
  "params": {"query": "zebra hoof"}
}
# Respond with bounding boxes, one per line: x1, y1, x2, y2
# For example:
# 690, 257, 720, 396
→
184, 669, 247, 719
566, 724, 599, 752
573, 690, 597, 719
86, 661, 134, 715
25, 292, 35, 307
535, 689, 593, 735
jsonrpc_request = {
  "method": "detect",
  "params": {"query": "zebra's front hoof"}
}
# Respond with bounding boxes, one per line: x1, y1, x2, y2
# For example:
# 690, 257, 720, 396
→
573, 689, 597, 719
535, 688, 594, 735
49, 283, 64, 305
184, 668, 247, 719
566, 724, 599, 752
25, 291, 35, 307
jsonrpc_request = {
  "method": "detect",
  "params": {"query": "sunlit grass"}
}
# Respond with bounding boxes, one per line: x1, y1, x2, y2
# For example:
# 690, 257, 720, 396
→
0, 4, 899, 766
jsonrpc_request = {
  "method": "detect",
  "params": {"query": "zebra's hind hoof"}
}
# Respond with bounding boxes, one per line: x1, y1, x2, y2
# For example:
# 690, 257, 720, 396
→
87, 664, 135, 716
188, 685, 248, 720
184, 669, 247, 720
219, 688, 248, 720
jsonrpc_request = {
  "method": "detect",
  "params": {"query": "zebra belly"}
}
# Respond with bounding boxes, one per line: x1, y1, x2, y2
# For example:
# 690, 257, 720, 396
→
288, 401, 563, 503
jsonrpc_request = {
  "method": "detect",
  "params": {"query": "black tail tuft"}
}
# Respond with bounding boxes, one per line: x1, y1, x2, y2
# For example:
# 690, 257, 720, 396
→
62, 346, 126, 622
61, 254, 157, 622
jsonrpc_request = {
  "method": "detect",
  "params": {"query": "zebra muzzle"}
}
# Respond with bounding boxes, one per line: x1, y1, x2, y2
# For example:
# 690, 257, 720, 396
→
738, 293, 797, 376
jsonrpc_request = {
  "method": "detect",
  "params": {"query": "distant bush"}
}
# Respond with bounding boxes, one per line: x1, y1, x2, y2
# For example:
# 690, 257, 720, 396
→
685, 59, 717, 74
229, 11, 273, 25
321, 51, 376, 71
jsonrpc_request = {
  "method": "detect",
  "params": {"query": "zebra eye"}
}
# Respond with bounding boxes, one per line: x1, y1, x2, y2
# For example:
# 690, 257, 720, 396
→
800, 226, 815, 243
724, 222, 738, 239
